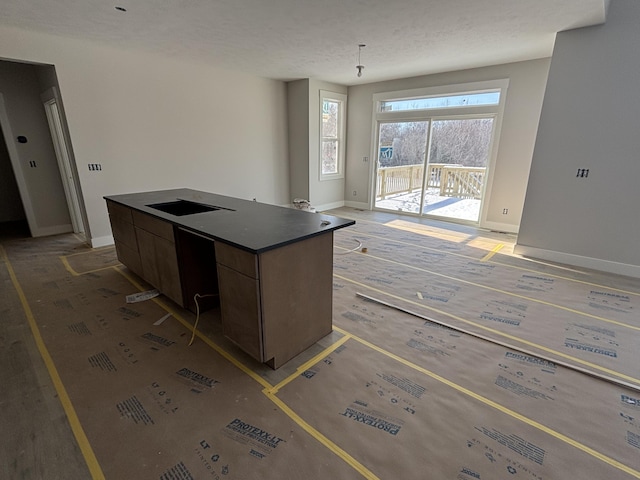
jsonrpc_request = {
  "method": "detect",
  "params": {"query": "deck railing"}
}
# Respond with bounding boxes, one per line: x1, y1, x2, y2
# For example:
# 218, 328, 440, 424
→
377, 163, 485, 199
376, 164, 424, 199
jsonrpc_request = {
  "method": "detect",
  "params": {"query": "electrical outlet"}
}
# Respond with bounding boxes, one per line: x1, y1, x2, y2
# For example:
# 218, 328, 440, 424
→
353, 190, 357, 196
363, 156, 369, 162
88, 163, 102, 171
502, 208, 508, 215
29, 160, 37, 168
576, 168, 590, 178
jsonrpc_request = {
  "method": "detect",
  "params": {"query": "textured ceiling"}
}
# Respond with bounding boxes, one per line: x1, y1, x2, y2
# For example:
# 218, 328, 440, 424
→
1, 0, 607, 85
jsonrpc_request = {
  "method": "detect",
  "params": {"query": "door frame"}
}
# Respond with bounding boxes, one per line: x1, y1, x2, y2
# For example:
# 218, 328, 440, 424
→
369, 79, 509, 229
41, 87, 86, 234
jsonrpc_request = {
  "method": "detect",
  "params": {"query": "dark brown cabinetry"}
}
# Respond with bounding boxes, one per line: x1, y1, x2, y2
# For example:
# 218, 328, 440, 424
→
214, 233, 333, 368
105, 190, 354, 368
107, 200, 183, 306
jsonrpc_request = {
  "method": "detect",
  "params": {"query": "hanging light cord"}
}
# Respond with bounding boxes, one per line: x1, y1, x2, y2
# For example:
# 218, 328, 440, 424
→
356, 44, 366, 77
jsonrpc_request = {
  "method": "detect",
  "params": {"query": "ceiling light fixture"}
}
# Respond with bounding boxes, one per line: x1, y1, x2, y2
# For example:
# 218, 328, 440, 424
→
356, 44, 366, 77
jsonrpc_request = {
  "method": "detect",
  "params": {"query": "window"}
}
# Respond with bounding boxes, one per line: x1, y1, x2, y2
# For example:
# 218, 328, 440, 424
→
379, 91, 500, 113
320, 90, 346, 180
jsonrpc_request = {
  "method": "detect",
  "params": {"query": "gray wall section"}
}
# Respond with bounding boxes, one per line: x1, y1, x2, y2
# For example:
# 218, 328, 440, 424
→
0, 61, 71, 231
287, 79, 310, 202
287, 78, 347, 210
516, 0, 640, 275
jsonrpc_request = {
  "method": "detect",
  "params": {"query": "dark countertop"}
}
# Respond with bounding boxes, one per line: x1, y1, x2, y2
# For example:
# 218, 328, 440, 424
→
104, 188, 355, 253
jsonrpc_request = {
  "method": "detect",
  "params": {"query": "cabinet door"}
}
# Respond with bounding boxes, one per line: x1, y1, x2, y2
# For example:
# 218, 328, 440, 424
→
135, 225, 183, 306
106, 201, 142, 275
259, 232, 333, 368
155, 236, 183, 306
114, 242, 143, 277
216, 264, 263, 362
135, 227, 160, 289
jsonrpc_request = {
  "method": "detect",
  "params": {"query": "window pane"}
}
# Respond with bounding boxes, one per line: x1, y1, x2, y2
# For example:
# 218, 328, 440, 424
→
380, 92, 500, 113
378, 121, 429, 167
429, 118, 494, 167
322, 100, 339, 138
321, 139, 338, 175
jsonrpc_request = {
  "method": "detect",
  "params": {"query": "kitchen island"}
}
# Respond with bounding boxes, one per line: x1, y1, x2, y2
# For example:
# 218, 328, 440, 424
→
105, 189, 354, 368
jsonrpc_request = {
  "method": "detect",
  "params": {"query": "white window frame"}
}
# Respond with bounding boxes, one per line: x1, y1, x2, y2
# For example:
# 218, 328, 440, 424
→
370, 80, 509, 226
319, 90, 347, 181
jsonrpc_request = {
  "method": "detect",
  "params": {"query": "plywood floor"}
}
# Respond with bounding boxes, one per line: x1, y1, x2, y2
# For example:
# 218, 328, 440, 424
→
1, 211, 639, 480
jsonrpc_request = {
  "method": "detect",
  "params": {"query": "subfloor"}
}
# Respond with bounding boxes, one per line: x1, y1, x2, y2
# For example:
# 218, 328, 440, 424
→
1, 210, 639, 479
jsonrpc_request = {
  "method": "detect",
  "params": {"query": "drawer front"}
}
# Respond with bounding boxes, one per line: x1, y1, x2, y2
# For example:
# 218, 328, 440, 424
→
132, 210, 175, 241
215, 242, 258, 279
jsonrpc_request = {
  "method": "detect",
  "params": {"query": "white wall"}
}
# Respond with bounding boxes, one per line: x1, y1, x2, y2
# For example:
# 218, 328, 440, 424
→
345, 59, 551, 233
516, 0, 640, 277
0, 26, 288, 247
0, 60, 71, 233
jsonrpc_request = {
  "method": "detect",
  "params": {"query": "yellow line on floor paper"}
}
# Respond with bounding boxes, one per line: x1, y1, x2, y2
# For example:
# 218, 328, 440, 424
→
359, 292, 639, 393
114, 266, 274, 390
336, 226, 640, 297
268, 334, 352, 394
481, 243, 504, 262
116, 266, 377, 479
333, 325, 640, 479
263, 390, 380, 480
335, 246, 640, 331
60, 255, 118, 277
0, 245, 106, 480
334, 273, 640, 386
63, 245, 116, 257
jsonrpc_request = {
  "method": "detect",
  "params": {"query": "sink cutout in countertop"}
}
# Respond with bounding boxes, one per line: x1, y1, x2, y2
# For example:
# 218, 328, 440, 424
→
147, 199, 232, 216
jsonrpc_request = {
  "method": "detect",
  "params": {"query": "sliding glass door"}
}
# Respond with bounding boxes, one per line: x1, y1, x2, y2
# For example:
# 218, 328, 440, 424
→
374, 116, 495, 223
372, 82, 507, 226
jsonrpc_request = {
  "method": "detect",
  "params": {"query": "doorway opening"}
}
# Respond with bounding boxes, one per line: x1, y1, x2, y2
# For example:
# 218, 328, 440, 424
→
0, 122, 29, 239
0, 60, 86, 240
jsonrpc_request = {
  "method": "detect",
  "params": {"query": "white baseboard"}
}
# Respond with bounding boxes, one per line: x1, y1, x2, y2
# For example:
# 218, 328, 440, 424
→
90, 235, 114, 248
480, 220, 519, 234
315, 200, 345, 212
343, 201, 370, 210
513, 244, 640, 279
32, 223, 73, 237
